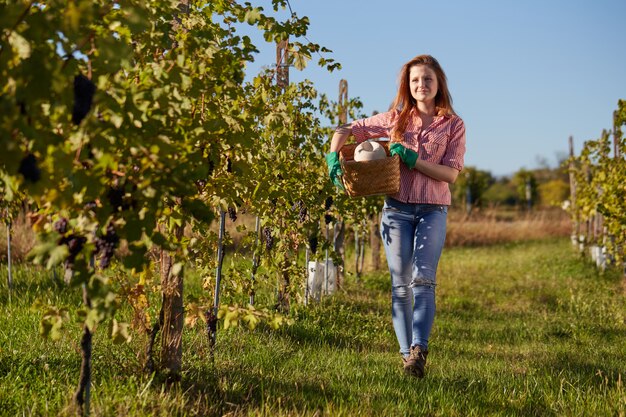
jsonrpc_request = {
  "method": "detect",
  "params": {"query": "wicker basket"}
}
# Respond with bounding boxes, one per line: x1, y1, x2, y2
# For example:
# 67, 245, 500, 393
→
339, 141, 400, 197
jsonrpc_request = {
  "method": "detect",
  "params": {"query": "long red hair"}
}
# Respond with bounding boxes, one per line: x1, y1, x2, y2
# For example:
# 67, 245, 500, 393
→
390, 55, 455, 142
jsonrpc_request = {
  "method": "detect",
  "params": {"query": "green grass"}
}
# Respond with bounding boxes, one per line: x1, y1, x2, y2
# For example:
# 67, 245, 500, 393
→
0, 238, 625, 416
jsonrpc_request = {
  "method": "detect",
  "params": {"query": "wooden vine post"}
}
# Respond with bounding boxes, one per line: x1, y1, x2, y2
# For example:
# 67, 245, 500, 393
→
369, 212, 381, 271
275, 37, 293, 312
582, 165, 589, 254
73, 284, 92, 416
324, 218, 330, 295
334, 79, 348, 288
249, 216, 260, 306
159, 221, 186, 381
209, 209, 226, 352
368, 111, 383, 273
354, 224, 361, 280
276, 38, 289, 89
6, 219, 12, 299
568, 136, 580, 249
595, 131, 609, 270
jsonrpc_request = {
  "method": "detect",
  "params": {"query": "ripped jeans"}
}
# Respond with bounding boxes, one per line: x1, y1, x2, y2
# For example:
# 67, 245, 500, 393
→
380, 197, 448, 356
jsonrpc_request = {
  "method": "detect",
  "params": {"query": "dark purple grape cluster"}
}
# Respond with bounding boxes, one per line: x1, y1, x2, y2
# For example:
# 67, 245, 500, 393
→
86, 144, 95, 160
228, 206, 237, 222
292, 200, 307, 222
325, 214, 333, 225
107, 185, 136, 212
324, 196, 333, 211
18, 153, 41, 183
59, 234, 87, 268
308, 234, 318, 254
263, 226, 273, 251
107, 186, 124, 211
80, 144, 95, 169
299, 205, 307, 223
72, 74, 96, 125
53, 217, 69, 235
94, 224, 119, 269
84, 201, 97, 211
195, 179, 207, 192
18, 100, 27, 116
206, 155, 216, 175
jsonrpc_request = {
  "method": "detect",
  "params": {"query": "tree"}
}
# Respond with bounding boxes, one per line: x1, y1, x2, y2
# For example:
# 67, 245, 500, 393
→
538, 179, 570, 207
483, 179, 518, 207
451, 166, 494, 210
512, 168, 539, 209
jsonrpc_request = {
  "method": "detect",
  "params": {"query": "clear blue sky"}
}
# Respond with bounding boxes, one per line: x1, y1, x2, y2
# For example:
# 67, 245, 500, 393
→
241, 0, 626, 177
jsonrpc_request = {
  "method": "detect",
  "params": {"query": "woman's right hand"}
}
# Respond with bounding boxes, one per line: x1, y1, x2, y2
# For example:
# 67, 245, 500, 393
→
325, 152, 345, 190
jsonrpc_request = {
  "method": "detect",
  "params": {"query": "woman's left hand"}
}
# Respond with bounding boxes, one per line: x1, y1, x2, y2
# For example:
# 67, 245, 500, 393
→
389, 143, 419, 169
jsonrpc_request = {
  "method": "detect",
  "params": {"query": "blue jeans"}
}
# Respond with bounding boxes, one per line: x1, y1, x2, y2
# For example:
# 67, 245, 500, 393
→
380, 197, 448, 356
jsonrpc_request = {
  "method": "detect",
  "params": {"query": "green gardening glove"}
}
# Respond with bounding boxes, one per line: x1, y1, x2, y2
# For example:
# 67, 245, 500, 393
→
389, 143, 419, 169
325, 151, 345, 191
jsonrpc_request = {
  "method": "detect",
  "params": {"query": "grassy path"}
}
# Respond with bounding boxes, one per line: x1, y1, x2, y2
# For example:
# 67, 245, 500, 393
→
0, 238, 625, 416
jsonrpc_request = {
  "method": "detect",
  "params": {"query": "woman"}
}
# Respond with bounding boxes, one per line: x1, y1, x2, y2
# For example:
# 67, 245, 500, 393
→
325, 55, 466, 377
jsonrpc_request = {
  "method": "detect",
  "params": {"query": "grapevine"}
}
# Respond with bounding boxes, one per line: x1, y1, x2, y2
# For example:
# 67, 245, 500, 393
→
567, 100, 626, 270
0, 0, 370, 412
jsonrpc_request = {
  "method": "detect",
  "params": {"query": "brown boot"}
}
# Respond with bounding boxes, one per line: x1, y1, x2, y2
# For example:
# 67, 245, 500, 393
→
403, 345, 428, 378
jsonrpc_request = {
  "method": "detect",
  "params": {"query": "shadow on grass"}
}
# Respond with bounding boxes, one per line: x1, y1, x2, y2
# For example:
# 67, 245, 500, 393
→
193, 369, 331, 417
434, 374, 558, 417
544, 350, 625, 387
0, 268, 73, 305
171, 360, 343, 416
177, 358, 562, 417
277, 301, 393, 354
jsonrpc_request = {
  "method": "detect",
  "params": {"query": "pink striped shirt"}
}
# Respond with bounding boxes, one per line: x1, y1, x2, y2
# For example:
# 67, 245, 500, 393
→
350, 109, 466, 205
